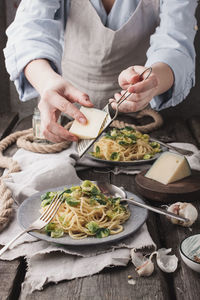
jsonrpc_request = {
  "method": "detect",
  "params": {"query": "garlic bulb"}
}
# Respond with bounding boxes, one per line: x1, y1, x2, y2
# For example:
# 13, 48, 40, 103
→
167, 202, 198, 227
131, 249, 154, 277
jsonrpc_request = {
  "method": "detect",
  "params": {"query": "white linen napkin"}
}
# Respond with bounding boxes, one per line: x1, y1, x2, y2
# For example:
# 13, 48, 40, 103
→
0, 144, 155, 298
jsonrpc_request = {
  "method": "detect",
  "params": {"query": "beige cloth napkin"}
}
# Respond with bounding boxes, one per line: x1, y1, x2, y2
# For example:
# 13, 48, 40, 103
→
0, 143, 155, 298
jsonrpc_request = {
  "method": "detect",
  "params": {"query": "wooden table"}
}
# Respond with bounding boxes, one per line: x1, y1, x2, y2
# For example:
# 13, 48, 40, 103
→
0, 113, 200, 300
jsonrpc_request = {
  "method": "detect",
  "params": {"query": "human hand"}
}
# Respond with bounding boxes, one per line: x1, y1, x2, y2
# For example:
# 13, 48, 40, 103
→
109, 65, 158, 113
38, 74, 93, 143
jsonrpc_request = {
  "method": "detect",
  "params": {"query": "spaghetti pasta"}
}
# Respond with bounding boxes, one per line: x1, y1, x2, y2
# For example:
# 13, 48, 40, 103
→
90, 127, 161, 161
40, 180, 130, 239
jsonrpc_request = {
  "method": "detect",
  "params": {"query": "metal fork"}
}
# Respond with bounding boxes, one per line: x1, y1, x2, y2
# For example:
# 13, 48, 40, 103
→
0, 192, 65, 256
121, 197, 190, 224
150, 137, 194, 156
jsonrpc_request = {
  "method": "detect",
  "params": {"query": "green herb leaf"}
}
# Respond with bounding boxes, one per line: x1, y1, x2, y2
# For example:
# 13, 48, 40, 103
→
86, 221, 99, 233
127, 134, 136, 140
51, 229, 64, 238
41, 191, 51, 201
110, 152, 120, 161
81, 180, 94, 191
65, 196, 80, 206
45, 222, 56, 233
95, 146, 100, 154
124, 126, 134, 131
91, 186, 100, 196
96, 228, 110, 238
150, 141, 159, 148
108, 197, 121, 206
64, 188, 72, 194
118, 141, 127, 146
143, 153, 152, 160
41, 198, 52, 207
92, 194, 107, 205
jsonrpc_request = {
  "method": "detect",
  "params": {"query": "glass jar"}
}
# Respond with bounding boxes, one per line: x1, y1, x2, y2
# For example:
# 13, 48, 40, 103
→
32, 108, 61, 143
32, 107, 45, 140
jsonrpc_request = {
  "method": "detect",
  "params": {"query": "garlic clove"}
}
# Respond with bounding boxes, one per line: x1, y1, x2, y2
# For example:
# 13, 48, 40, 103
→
130, 249, 144, 268
131, 249, 154, 277
136, 259, 154, 277
167, 202, 198, 227
155, 248, 178, 273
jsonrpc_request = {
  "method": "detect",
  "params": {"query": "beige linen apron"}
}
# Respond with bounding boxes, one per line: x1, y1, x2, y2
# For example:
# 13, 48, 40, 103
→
62, 0, 160, 109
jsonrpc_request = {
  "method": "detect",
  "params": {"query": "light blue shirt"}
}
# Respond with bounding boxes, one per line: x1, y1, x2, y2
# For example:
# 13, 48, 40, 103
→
4, 0, 198, 110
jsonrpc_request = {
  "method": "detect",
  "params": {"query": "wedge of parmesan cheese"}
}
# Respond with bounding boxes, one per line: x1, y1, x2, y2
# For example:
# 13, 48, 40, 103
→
145, 152, 191, 185
69, 106, 107, 139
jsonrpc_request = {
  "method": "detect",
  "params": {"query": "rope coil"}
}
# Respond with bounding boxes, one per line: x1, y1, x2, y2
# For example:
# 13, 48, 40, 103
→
111, 109, 163, 132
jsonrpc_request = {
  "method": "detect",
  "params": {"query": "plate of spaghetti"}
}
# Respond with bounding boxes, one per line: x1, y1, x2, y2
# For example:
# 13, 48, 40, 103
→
18, 180, 148, 246
88, 127, 166, 165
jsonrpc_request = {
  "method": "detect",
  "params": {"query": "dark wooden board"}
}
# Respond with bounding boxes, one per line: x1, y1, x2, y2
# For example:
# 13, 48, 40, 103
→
135, 170, 200, 203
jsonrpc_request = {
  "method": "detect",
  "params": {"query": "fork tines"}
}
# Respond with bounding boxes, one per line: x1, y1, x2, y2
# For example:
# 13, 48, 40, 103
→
40, 192, 64, 223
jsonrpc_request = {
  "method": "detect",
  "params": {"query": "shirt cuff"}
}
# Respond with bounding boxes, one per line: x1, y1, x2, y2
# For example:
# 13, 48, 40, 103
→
145, 49, 195, 111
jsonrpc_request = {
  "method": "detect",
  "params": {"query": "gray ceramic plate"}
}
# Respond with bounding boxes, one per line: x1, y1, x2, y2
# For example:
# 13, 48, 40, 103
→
18, 185, 148, 246
87, 143, 167, 166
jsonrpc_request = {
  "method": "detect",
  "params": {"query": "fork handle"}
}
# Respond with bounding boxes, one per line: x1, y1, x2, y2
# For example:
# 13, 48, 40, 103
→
150, 138, 193, 156
0, 229, 28, 257
124, 198, 190, 223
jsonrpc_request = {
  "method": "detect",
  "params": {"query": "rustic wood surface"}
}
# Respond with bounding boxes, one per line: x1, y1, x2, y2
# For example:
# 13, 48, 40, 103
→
0, 115, 200, 300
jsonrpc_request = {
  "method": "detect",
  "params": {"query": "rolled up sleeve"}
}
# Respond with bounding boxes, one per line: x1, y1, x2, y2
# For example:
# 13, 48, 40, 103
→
146, 0, 198, 110
4, 0, 63, 101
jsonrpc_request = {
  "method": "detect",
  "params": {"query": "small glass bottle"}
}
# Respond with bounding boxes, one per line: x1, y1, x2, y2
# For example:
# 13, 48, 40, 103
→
32, 107, 45, 141
32, 107, 61, 143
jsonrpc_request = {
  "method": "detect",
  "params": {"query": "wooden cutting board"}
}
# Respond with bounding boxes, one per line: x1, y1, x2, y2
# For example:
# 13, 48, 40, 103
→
135, 169, 200, 203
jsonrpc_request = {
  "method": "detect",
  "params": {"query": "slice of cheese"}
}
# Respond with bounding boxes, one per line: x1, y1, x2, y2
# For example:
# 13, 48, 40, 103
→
69, 106, 107, 139
145, 152, 191, 185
